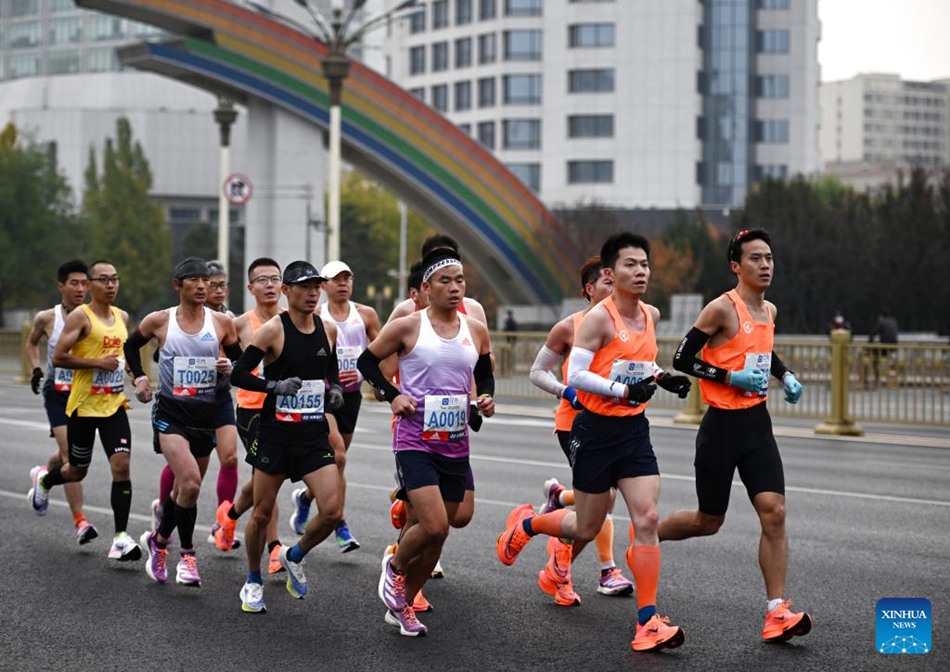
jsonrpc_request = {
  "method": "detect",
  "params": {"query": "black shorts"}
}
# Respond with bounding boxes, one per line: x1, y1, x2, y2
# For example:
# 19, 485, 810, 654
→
151, 398, 216, 459
556, 429, 572, 463
236, 406, 262, 452
43, 381, 70, 429
394, 450, 469, 503
215, 391, 236, 428
67, 406, 131, 469
329, 391, 362, 435
694, 403, 784, 516
248, 430, 335, 482
569, 411, 658, 494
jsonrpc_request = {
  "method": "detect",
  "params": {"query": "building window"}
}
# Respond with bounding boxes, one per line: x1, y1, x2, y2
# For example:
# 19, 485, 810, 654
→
458, 123, 472, 135
432, 41, 449, 71
568, 23, 615, 48
47, 49, 80, 75
455, 80, 472, 111
502, 119, 541, 149
49, 0, 76, 13
477, 121, 496, 149
433, 0, 449, 29
86, 47, 118, 72
431, 84, 449, 112
10, 0, 39, 18
478, 33, 496, 63
568, 160, 613, 183
504, 29, 542, 61
409, 6, 426, 33
755, 119, 790, 143
87, 15, 125, 41
48, 17, 82, 46
755, 74, 790, 98
457, 0, 473, 25
410, 47, 428, 75
756, 29, 789, 54
756, 0, 790, 8
479, 0, 497, 20
568, 68, 614, 93
567, 114, 614, 138
8, 21, 40, 49
408, 87, 425, 102
8, 53, 40, 78
478, 76, 496, 107
505, 0, 542, 17
455, 37, 472, 68
503, 74, 541, 105
507, 163, 541, 191
754, 164, 788, 180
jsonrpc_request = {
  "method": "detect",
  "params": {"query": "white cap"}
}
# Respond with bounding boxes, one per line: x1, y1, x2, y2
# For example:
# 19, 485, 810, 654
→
320, 260, 352, 280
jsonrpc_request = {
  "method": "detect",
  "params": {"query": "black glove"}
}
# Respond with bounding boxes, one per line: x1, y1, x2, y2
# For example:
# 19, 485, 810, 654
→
30, 367, 44, 395
656, 371, 691, 399
326, 384, 344, 412
269, 377, 303, 396
626, 375, 657, 404
467, 401, 483, 432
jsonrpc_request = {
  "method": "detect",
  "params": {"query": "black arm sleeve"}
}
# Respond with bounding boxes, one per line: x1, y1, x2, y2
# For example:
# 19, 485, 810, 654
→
474, 352, 494, 397
231, 345, 273, 393
123, 328, 152, 379
327, 347, 340, 386
223, 340, 243, 362
770, 351, 790, 380
357, 349, 401, 402
672, 327, 729, 383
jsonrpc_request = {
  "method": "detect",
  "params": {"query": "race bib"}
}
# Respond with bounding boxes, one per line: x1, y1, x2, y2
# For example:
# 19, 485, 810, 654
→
608, 359, 654, 406
173, 356, 217, 397
91, 367, 124, 395
275, 379, 325, 422
337, 345, 362, 374
53, 367, 73, 392
422, 394, 468, 441
743, 352, 772, 397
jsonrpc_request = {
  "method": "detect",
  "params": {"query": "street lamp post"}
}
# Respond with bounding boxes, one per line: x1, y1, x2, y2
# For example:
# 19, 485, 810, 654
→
293, 0, 420, 263
213, 98, 238, 274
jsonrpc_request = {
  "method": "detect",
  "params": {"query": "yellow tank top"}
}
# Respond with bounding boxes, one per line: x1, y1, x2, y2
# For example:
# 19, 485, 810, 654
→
67, 305, 128, 417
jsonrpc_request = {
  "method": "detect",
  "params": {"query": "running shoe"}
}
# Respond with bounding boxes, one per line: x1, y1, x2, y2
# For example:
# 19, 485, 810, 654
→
152, 498, 174, 544
335, 521, 360, 553
108, 532, 142, 562
538, 477, 565, 514
390, 499, 407, 529
762, 600, 812, 642
412, 590, 432, 613
430, 558, 444, 579
175, 553, 201, 587
496, 503, 534, 566
140, 531, 168, 583
537, 537, 581, 607
75, 520, 98, 545
384, 606, 428, 637
268, 544, 285, 574
378, 551, 407, 612
597, 566, 634, 597
240, 581, 266, 614
214, 500, 236, 551
207, 523, 241, 550
289, 487, 311, 535
631, 614, 686, 652
27, 466, 49, 516
384, 542, 399, 557
279, 546, 308, 599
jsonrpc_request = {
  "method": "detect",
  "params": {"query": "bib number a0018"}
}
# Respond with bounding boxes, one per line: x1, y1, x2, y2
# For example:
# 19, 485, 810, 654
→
276, 379, 325, 422
53, 367, 73, 392
91, 366, 124, 395
173, 356, 217, 397
422, 394, 468, 441
608, 359, 653, 406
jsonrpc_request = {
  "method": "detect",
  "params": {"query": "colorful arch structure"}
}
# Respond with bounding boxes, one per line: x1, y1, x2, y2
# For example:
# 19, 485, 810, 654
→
79, 0, 582, 306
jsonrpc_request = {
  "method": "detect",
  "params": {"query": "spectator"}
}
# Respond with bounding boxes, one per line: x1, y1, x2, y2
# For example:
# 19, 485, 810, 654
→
869, 310, 898, 387
504, 310, 518, 332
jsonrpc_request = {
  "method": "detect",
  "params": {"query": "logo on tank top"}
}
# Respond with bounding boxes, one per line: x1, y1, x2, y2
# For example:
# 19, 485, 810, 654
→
200, 332, 216, 342
618, 330, 629, 342
742, 321, 754, 334
461, 337, 471, 346
317, 348, 327, 356
103, 335, 122, 349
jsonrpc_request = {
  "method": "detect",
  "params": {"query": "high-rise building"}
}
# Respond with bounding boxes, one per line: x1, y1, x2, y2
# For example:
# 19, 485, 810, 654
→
375, 0, 820, 209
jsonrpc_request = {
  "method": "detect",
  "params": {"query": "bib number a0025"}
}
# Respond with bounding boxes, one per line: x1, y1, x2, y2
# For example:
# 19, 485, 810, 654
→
173, 356, 217, 397
422, 394, 468, 441
608, 359, 653, 406
53, 367, 73, 392
276, 379, 325, 422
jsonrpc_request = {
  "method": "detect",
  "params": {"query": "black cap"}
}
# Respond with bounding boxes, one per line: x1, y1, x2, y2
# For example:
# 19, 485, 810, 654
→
174, 257, 210, 280
282, 261, 326, 285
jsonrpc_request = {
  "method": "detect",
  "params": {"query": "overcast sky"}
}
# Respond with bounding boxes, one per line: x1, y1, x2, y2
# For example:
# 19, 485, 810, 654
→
819, 0, 950, 82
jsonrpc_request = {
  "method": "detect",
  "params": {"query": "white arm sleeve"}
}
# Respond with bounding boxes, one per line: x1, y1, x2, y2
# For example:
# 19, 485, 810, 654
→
567, 347, 627, 398
529, 345, 566, 398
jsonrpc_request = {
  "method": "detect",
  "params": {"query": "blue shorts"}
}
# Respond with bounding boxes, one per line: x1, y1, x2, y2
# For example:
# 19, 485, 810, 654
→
569, 411, 658, 494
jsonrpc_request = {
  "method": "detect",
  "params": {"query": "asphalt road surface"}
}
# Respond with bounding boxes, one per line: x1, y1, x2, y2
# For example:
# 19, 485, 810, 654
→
0, 382, 947, 671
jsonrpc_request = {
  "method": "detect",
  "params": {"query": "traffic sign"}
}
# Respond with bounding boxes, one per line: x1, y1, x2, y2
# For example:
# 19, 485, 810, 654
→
223, 173, 253, 205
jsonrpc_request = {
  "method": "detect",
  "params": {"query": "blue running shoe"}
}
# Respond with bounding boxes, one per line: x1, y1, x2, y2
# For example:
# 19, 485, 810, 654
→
335, 521, 360, 553
289, 488, 311, 535
279, 546, 308, 599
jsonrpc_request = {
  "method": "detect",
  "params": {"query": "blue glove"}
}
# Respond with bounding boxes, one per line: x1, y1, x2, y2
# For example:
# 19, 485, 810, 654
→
782, 372, 803, 404
562, 386, 584, 411
729, 367, 768, 393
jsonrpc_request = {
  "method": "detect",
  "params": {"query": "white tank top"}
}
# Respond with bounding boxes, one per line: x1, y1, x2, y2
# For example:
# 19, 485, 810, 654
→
322, 301, 368, 392
158, 306, 220, 403
47, 305, 74, 392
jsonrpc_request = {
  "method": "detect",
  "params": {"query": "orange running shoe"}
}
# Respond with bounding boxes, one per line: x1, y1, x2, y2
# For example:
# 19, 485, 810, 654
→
762, 600, 811, 642
496, 504, 534, 566
268, 544, 285, 574
631, 614, 685, 652
214, 500, 236, 551
390, 499, 407, 529
412, 589, 432, 613
537, 537, 580, 606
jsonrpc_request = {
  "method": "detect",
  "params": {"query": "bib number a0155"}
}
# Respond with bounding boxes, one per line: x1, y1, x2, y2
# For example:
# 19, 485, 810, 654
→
53, 367, 73, 392
422, 394, 468, 441
743, 352, 771, 397
276, 379, 325, 422
608, 359, 653, 406
173, 356, 217, 397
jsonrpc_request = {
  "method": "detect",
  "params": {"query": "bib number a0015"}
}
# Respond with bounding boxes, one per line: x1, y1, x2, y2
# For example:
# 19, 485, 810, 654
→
422, 394, 468, 441
53, 367, 73, 392
91, 366, 124, 395
743, 352, 771, 397
276, 379, 325, 422
173, 356, 217, 397
608, 359, 653, 406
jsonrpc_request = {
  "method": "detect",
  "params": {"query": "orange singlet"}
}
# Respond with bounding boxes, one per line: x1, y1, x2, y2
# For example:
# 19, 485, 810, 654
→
576, 297, 658, 417
235, 310, 267, 410
699, 289, 774, 410
553, 312, 584, 432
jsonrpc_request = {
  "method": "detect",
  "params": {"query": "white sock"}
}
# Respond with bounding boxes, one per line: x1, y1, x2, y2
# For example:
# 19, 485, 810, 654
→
557, 490, 570, 506
600, 562, 616, 571
767, 598, 784, 613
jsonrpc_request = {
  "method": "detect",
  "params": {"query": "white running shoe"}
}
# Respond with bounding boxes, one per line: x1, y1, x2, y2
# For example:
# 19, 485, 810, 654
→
28, 466, 50, 516
108, 532, 142, 562
430, 558, 445, 579
240, 582, 266, 614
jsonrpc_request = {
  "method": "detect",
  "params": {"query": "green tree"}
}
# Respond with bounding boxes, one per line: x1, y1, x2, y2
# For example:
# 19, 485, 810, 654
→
0, 123, 79, 326
82, 117, 171, 316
